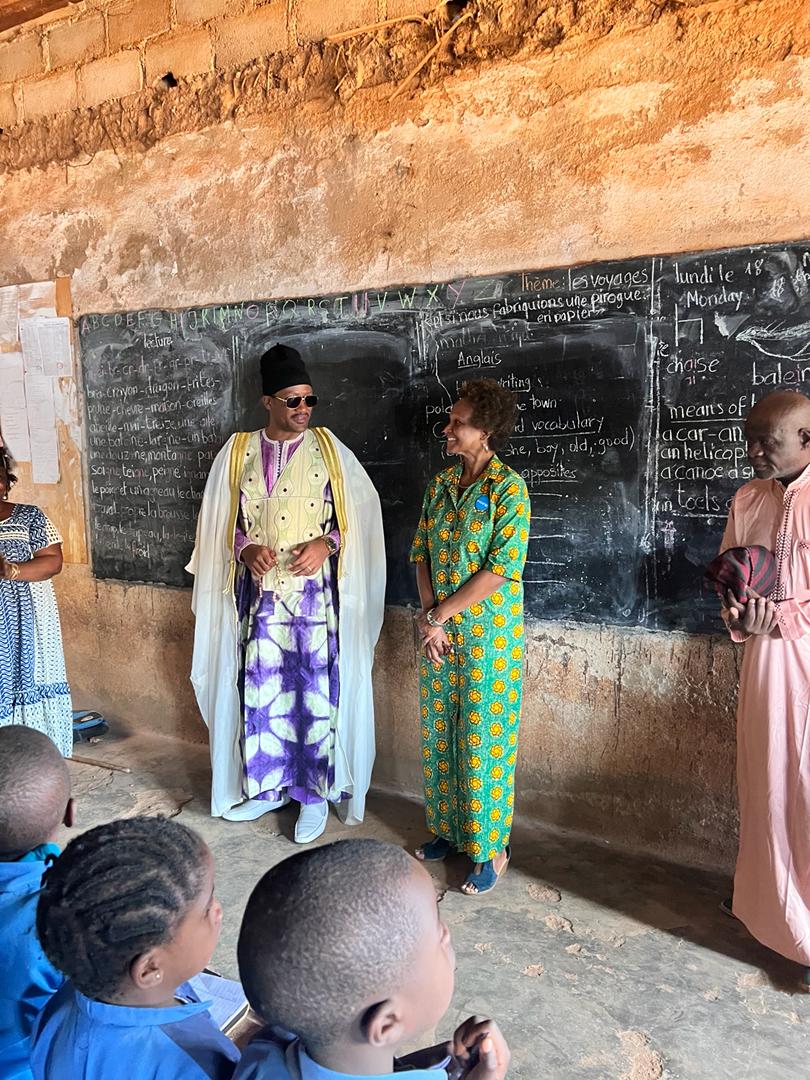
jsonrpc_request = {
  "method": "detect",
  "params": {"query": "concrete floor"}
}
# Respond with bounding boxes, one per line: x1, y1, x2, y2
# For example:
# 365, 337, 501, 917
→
63, 730, 810, 1080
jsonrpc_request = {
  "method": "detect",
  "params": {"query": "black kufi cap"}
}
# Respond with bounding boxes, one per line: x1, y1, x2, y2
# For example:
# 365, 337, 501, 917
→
260, 344, 311, 396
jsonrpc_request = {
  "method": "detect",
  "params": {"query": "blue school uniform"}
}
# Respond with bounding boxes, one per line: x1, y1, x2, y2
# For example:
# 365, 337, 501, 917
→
233, 1029, 450, 1080
0, 844, 64, 1080
31, 980, 240, 1080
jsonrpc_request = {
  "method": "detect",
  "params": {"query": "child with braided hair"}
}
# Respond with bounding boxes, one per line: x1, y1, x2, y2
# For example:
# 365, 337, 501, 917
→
31, 816, 240, 1080
0, 725, 73, 1080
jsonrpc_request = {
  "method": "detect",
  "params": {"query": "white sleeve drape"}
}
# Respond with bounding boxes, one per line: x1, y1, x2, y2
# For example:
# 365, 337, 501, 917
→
326, 431, 386, 824
186, 434, 244, 817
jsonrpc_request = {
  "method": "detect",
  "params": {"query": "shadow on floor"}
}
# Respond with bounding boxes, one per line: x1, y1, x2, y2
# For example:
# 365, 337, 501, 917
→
64, 729, 809, 1080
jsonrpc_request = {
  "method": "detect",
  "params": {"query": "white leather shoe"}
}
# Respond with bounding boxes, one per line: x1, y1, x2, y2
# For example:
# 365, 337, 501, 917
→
294, 800, 328, 843
223, 796, 289, 821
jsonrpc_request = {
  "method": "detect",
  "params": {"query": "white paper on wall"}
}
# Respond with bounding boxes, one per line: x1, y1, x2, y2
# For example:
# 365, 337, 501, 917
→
18, 281, 57, 319
0, 285, 19, 344
38, 317, 74, 377
19, 318, 44, 374
0, 352, 30, 461
24, 374, 60, 484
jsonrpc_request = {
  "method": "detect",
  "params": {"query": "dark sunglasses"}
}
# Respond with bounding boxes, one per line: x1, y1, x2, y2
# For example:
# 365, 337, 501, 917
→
272, 394, 318, 409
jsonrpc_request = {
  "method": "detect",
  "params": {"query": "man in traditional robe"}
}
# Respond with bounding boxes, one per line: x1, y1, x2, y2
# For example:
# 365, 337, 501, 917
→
187, 344, 385, 843
720, 389, 810, 979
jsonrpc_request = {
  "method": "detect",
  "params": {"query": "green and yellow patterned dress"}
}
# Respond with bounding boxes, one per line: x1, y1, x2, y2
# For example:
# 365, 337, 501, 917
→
410, 457, 531, 860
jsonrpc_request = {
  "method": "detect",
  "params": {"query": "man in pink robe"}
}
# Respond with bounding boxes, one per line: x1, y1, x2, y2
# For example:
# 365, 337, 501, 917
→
720, 390, 810, 979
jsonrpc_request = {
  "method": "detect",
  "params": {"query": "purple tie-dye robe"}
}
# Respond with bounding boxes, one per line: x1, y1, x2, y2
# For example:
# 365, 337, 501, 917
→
234, 433, 341, 805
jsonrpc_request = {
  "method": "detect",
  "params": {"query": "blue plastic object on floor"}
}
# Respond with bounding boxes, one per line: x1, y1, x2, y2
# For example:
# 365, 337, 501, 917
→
71, 710, 108, 743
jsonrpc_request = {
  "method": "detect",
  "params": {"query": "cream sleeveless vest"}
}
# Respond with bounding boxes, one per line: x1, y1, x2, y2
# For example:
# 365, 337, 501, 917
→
240, 429, 330, 598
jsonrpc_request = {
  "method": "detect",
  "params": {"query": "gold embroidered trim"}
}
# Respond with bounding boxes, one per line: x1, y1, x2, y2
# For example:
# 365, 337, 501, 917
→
224, 431, 251, 594
313, 427, 348, 579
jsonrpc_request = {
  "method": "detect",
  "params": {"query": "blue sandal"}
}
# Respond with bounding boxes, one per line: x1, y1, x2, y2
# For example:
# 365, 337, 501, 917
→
461, 845, 511, 895
415, 836, 453, 862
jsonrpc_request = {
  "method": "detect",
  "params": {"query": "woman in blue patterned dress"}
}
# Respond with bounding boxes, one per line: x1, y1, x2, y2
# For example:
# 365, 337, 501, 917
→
0, 446, 72, 756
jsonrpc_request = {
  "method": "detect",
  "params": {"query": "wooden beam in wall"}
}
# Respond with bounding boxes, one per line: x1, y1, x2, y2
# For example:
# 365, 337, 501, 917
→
0, 0, 77, 34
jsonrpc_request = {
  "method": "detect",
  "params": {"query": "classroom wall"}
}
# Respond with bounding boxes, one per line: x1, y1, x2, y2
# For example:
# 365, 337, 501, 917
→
2, 0, 808, 867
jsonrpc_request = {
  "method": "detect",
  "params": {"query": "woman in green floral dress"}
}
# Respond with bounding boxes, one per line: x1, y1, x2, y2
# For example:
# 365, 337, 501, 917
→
410, 379, 530, 895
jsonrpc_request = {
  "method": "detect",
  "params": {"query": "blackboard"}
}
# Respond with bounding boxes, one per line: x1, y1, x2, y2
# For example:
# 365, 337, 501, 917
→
78, 241, 810, 632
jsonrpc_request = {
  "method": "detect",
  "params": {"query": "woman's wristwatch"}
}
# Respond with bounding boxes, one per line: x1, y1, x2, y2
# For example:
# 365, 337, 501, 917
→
322, 536, 338, 556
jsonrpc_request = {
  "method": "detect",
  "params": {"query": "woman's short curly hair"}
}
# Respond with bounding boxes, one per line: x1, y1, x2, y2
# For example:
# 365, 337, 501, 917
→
458, 379, 518, 451
0, 445, 18, 487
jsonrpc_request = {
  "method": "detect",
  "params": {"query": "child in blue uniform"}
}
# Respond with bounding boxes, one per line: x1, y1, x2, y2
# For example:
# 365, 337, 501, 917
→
31, 816, 240, 1080
0, 725, 73, 1080
234, 840, 510, 1080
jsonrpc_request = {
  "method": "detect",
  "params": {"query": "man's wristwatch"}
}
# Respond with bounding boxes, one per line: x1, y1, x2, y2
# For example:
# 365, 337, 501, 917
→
323, 535, 338, 556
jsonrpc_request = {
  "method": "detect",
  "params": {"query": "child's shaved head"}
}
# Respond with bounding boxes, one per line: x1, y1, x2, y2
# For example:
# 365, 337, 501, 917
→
238, 840, 428, 1049
0, 726, 70, 855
